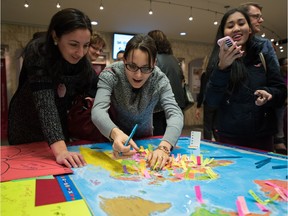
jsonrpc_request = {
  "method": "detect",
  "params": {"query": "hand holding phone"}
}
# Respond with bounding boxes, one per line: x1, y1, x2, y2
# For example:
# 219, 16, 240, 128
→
217, 36, 234, 50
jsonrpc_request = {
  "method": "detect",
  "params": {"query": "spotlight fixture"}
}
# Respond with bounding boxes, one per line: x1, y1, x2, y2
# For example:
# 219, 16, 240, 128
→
24, 0, 29, 8
56, 2, 61, 9
213, 12, 218, 25
91, 21, 98, 26
149, 0, 153, 15
188, 7, 193, 21
99, 0, 104, 10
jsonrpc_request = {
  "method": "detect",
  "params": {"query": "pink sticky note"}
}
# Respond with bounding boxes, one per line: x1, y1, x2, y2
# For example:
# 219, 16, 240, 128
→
197, 156, 201, 165
256, 203, 269, 212
236, 199, 245, 216
143, 170, 151, 178
237, 196, 250, 215
195, 185, 204, 204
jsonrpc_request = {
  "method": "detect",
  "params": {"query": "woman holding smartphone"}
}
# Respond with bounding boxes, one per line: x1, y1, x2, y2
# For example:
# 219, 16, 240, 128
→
204, 8, 286, 151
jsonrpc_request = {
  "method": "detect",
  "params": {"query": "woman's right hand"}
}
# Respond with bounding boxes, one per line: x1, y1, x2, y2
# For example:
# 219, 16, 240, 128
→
110, 127, 139, 158
218, 41, 244, 70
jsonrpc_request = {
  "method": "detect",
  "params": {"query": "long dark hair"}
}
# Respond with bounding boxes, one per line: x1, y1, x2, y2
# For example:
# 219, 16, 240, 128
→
124, 34, 157, 67
23, 8, 93, 92
206, 8, 254, 92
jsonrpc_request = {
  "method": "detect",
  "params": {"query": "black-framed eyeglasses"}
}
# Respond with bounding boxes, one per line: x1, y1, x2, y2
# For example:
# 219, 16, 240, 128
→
249, 14, 263, 20
90, 45, 103, 53
125, 63, 154, 74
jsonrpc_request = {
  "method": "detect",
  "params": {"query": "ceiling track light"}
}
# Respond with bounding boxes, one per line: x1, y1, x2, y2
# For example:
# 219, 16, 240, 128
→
24, 0, 29, 8
188, 7, 193, 21
99, 0, 104, 10
149, 0, 153, 15
213, 12, 218, 25
56, 2, 61, 9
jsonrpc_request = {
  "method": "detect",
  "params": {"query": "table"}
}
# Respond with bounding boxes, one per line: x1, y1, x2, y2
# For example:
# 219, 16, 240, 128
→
1, 137, 287, 216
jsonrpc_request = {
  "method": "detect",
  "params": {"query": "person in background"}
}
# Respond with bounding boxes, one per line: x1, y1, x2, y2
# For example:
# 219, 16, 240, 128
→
273, 57, 288, 154
91, 34, 183, 170
239, 2, 278, 59
147, 30, 185, 135
8, 8, 98, 168
87, 33, 106, 62
116, 50, 125, 61
204, 8, 287, 151
240, 2, 287, 153
195, 72, 218, 141
239, 2, 263, 33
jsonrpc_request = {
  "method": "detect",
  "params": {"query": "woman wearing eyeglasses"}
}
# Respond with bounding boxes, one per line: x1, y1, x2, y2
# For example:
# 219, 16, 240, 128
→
87, 33, 106, 62
91, 34, 183, 170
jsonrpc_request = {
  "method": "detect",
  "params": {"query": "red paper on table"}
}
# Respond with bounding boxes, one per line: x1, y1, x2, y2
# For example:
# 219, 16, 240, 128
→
0, 142, 73, 182
35, 178, 66, 206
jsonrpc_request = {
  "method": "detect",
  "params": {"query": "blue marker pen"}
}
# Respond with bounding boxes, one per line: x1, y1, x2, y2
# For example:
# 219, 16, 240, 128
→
124, 124, 138, 146
119, 124, 138, 157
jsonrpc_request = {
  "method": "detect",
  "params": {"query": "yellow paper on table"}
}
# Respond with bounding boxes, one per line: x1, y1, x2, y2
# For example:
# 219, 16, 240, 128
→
1, 179, 91, 216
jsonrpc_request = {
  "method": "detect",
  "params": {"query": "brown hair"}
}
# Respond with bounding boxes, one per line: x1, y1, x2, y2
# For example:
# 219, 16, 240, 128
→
147, 30, 173, 54
90, 33, 106, 48
239, 2, 263, 13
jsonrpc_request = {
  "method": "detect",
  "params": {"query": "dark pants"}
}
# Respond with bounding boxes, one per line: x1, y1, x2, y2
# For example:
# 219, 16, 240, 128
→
218, 135, 274, 152
153, 111, 167, 136
203, 105, 219, 141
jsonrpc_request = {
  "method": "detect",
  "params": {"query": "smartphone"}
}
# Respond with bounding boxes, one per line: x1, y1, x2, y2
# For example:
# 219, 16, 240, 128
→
217, 36, 234, 50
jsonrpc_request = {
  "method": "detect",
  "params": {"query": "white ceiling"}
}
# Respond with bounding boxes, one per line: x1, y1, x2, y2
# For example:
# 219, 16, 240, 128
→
1, 0, 287, 47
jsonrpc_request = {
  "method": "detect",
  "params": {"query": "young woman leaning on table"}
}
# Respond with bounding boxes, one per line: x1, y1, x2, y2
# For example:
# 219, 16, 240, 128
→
91, 34, 184, 170
8, 8, 98, 168
204, 8, 287, 152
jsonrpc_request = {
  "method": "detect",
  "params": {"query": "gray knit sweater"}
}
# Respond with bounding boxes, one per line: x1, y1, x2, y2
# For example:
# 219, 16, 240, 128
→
92, 61, 183, 147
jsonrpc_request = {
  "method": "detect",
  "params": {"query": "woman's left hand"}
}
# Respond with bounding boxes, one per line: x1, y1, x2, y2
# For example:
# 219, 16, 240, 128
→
147, 141, 172, 170
254, 90, 272, 106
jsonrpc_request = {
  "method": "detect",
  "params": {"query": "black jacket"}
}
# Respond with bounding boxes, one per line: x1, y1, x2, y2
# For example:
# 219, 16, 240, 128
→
205, 37, 287, 138
156, 54, 186, 109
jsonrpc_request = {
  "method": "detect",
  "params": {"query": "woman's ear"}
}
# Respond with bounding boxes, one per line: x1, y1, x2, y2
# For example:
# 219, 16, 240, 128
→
153, 59, 157, 67
52, 31, 58, 43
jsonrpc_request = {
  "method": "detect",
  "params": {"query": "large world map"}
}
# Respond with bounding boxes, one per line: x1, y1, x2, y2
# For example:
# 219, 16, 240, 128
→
68, 138, 287, 216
